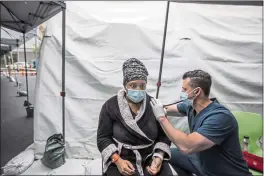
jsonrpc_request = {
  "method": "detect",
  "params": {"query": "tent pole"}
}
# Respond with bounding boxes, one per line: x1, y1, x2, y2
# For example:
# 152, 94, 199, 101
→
10, 51, 14, 81
7, 47, 12, 78
16, 40, 19, 84
62, 7, 66, 163
23, 33, 29, 106
4, 55, 7, 76
35, 27, 38, 71
156, 1, 170, 99
17, 39, 20, 63
10, 51, 14, 66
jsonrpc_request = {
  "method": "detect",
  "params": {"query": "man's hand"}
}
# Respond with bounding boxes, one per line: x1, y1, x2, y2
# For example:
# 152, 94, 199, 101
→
146, 157, 162, 175
115, 158, 136, 176
150, 98, 166, 121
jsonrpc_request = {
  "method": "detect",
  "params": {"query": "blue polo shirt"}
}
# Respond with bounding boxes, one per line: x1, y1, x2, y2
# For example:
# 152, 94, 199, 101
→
177, 101, 252, 176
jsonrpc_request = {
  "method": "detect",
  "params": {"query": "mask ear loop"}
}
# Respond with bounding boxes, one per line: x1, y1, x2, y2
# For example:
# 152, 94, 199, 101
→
189, 87, 200, 99
163, 88, 199, 107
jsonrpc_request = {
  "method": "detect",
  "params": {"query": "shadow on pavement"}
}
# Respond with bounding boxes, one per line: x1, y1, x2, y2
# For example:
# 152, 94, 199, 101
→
1, 76, 36, 168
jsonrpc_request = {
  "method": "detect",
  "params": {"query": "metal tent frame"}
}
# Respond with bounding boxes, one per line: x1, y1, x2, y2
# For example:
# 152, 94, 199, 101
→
0, 44, 12, 57
1, 1, 65, 33
1, 38, 21, 49
0, 28, 37, 89
1, 27, 44, 87
0, 27, 37, 54
0, 1, 66, 162
1, 37, 21, 74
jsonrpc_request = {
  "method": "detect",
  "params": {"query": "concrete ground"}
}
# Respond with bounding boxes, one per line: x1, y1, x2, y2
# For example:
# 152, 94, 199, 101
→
1, 75, 36, 168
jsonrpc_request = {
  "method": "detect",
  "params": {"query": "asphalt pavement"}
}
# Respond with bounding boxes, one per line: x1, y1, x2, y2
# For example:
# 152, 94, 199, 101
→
1, 75, 36, 168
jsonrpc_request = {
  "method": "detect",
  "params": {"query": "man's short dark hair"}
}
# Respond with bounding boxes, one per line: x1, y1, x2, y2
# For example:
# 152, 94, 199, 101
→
182, 70, 212, 97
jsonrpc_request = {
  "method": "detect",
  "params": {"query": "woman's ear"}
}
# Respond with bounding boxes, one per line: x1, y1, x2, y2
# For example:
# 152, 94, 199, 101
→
124, 84, 128, 93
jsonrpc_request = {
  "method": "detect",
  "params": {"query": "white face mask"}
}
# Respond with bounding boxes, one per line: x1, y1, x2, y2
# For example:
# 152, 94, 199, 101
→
126, 89, 146, 103
179, 88, 199, 106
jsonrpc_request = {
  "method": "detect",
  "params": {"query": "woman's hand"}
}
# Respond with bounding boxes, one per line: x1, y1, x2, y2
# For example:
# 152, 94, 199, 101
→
146, 157, 163, 175
115, 158, 136, 176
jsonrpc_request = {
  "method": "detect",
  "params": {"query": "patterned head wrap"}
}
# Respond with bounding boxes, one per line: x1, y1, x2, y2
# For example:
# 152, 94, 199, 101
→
122, 58, 149, 85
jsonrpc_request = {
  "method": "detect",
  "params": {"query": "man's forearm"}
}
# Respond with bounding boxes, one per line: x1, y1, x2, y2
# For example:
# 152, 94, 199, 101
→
165, 104, 178, 113
158, 117, 194, 154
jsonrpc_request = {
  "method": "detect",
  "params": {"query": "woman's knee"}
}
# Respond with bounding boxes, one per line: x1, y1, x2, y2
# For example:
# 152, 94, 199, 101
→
170, 148, 194, 170
156, 161, 174, 176
170, 148, 185, 166
105, 165, 122, 176
169, 148, 202, 176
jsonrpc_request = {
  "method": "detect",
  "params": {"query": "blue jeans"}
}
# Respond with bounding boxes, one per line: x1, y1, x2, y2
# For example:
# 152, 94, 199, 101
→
169, 148, 204, 176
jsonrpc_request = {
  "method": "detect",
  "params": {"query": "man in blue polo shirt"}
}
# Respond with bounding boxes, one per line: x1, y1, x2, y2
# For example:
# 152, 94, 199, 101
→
150, 70, 251, 176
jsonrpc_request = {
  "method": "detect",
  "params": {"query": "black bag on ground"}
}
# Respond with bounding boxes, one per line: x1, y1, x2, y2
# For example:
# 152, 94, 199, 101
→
41, 133, 65, 169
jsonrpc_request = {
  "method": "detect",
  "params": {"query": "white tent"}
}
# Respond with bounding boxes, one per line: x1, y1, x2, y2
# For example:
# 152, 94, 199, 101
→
2, 1, 262, 175
33, 1, 262, 162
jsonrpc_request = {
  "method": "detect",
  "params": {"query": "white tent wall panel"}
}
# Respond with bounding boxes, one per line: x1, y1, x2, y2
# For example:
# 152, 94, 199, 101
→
34, 2, 262, 159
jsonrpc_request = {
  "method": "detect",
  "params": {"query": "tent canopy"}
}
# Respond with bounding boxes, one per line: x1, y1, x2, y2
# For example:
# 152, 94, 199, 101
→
0, 39, 16, 57
1, 38, 20, 46
0, 44, 12, 56
0, 1, 65, 33
0, 38, 20, 57
0, 27, 36, 56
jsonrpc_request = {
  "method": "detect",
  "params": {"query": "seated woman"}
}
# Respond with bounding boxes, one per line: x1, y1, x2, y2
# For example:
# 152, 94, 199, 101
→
97, 58, 173, 176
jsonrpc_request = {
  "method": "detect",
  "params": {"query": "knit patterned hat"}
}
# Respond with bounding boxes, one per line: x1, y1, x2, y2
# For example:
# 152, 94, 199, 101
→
122, 58, 149, 85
